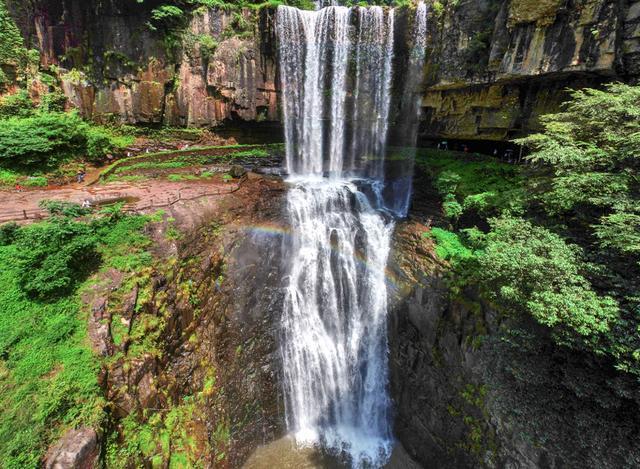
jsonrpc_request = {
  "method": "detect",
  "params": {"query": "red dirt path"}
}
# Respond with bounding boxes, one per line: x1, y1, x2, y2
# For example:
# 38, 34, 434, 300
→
0, 179, 241, 223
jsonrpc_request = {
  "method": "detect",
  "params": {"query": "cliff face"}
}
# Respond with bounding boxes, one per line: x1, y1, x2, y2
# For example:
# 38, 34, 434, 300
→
7, 0, 640, 140
420, 0, 640, 141
7, 0, 279, 127
388, 220, 640, 469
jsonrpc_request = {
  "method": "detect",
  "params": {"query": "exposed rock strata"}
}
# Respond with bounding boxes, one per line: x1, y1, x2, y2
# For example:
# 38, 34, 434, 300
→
420, 0, 640, 140
7, 1, 278, 127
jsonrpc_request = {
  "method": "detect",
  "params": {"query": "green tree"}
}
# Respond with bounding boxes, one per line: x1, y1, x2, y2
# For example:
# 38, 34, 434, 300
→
14, 218, 99, 298
518, 84, 640, 265
467, 217, 619, 352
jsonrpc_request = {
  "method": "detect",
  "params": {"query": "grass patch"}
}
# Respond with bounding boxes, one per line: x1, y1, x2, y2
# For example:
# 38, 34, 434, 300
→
415, 148, 525, 218
114, 160, 191, 174
22, 176, 48, 187
167, 173, 198, 182
424, 227, 473, 263
231, 148, 269, 158
105, 175, 148, 184
0, 246, 103, 467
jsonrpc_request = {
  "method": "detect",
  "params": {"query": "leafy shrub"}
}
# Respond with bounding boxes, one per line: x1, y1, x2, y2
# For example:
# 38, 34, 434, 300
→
149, 5, 184, 31
0, 112, 89, 167
86, 127, 116, 161
0, 111, 132, 168
14, 219, 99, 298
198, 34, 218, 58
434, 170, 461, 195
442, 193, 463, 221
39, 200, 92, 217
469, 217, 619, 352
38, 91, 67, 112
518, 83, 640, 265
232, 148, 269, 158
0, 90, 34, 118
593, 212, 640, 256
416, 149, 525, 220
22, 176, 47, 187
0, 169, 18, 186
0, 222, 19, 246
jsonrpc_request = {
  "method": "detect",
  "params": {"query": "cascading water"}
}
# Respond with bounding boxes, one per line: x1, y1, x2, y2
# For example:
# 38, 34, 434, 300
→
276, 4, 427, 467
384, 1, 428, 218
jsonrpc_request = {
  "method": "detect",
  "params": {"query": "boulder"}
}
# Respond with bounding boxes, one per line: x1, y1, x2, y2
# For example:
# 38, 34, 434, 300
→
44, 428, 99, 469
230, 164, 247, 178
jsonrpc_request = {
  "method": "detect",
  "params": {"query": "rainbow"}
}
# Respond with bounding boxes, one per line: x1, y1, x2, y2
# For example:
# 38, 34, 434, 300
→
237, 222, 406, 292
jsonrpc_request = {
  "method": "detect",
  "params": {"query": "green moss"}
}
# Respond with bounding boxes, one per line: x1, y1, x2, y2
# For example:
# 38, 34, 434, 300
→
424, 228, 473, 263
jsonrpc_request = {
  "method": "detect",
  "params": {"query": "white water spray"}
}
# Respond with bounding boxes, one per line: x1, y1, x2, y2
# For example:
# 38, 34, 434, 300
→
276, 4, 427, 467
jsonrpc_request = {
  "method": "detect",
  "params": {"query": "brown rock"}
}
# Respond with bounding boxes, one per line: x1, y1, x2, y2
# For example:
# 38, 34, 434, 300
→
44, 428, 99, 469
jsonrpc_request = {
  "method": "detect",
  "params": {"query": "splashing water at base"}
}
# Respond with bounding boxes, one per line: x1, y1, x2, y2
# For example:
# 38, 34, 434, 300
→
282, 178, 394, 466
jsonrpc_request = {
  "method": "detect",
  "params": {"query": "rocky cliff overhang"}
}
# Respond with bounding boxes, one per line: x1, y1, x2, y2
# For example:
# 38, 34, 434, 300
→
7, 0, 640, 141
419, 0, 640, 141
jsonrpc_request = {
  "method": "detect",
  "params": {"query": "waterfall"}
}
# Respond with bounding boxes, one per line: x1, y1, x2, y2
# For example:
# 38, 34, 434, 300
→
386, 2, 428, 217
282, 180, 394, 465
276, 4, 427, 467
277, 5, 394, 178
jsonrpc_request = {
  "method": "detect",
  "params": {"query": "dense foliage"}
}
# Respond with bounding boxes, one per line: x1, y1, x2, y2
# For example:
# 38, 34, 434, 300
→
15, 217, 99, 298
0, 208, 153, 468
0, 1, 37, 87
0, 97, 133, 169
423, 84, 640, 379
468, 217, 619, 351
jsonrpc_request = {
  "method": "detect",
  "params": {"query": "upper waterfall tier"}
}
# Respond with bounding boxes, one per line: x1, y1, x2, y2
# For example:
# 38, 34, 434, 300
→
277, 5, 395, 178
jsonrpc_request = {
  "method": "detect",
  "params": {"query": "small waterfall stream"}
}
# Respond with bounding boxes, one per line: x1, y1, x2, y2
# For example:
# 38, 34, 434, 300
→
276, 4, 427, 467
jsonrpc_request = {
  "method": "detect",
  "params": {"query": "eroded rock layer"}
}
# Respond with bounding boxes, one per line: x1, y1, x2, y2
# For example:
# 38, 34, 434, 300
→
7, 0, 278, 128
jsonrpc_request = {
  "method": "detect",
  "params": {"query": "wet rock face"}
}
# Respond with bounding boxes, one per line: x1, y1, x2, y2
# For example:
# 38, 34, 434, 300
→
211, 180, 288, 465
386, 221, 555, 468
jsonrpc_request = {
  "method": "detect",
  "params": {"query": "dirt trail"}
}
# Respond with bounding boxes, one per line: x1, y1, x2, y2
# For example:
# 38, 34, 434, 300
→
0, 179, 241, 223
